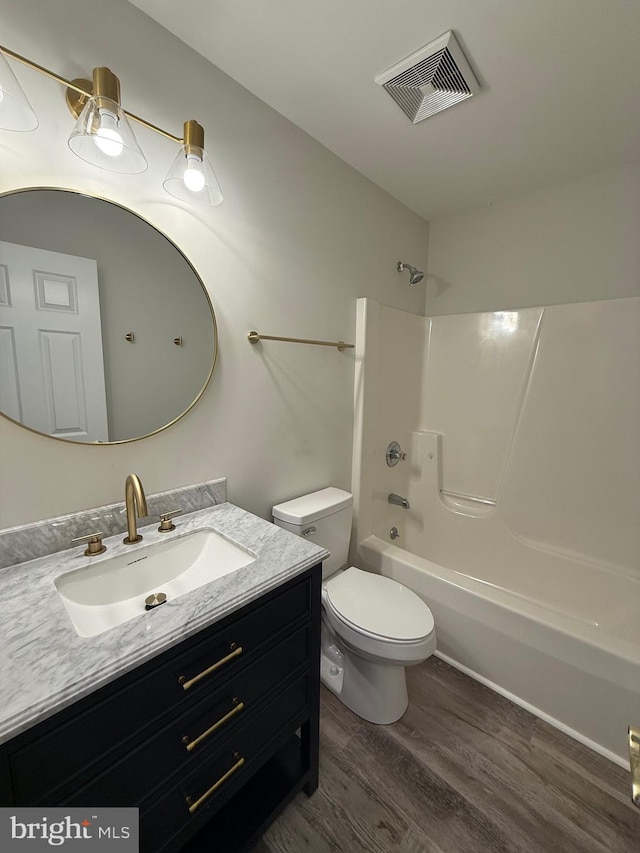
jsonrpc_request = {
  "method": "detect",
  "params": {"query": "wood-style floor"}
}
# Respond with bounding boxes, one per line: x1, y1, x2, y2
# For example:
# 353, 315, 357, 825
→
254, 657, 640, 853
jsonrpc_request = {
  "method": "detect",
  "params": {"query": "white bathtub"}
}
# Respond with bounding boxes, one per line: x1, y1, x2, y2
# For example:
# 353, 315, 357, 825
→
357, 533, 639, 767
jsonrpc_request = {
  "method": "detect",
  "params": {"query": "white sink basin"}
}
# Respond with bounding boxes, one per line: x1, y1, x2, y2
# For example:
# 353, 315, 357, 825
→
54, 528, 256, 637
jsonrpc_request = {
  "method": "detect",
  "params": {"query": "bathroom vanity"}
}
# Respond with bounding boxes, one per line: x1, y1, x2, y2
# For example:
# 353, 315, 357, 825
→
0, 500, 326, 853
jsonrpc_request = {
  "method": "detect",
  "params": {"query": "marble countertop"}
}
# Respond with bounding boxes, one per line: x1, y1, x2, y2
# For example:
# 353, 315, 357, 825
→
0, 503, 327, 746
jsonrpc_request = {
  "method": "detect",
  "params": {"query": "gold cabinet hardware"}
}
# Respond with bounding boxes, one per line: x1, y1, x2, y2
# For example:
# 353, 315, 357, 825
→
178, 645, 243, 691
181, 698, 244, 752
630, 726, 640, 807
158, 508, 183, 532
71, 532, 106, 556
125, 332, 135, 342
185, 752, 244, 814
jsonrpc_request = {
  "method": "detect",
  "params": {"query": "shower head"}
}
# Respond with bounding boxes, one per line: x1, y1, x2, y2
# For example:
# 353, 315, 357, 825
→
397, 261, 424, 285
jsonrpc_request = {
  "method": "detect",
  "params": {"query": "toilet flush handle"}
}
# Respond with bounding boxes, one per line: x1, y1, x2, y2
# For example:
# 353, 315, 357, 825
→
302, 526, 317, 536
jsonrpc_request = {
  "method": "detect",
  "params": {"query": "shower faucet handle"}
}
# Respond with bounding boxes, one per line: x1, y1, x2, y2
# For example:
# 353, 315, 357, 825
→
386, 441, 407, 466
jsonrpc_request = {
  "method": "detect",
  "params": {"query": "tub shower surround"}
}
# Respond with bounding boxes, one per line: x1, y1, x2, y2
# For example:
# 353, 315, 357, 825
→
0, 478, 227, 569
353, 296, 640, 765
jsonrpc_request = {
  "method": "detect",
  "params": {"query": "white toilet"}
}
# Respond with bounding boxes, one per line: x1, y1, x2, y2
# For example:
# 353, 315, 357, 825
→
272, 487, 436, 724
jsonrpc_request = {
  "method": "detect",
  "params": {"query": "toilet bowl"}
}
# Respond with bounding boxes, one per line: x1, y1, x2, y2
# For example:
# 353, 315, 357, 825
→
272, 488, 436, 724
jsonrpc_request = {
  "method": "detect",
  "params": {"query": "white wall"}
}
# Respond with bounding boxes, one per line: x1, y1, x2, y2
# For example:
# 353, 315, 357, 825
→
0, 0, 429, 528
426, 163, 640, 315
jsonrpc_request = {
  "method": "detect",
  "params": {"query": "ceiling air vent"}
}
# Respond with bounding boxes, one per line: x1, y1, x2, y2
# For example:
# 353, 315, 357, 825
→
375, 31, 479, 124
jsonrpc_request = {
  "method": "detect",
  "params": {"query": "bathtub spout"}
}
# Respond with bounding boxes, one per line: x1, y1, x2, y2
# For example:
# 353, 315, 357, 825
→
388, 493, 410, 510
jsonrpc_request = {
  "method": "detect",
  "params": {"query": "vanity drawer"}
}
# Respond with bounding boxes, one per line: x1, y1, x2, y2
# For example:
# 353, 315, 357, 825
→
163, 574, 311, 700
139, 674, 310, 853
9, 575, 312, 805
62, 625, 311, 806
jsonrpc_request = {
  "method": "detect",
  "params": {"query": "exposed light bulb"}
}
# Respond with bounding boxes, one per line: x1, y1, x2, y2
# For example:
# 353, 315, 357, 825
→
183, 152, 205, 192
94, 108, 124, 157
163, 123, 222, 204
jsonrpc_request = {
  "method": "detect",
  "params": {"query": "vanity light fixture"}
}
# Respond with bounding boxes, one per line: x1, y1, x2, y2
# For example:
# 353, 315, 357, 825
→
67, 66, 147, 174
163, 120, 223, 205
0, 45, 223, 205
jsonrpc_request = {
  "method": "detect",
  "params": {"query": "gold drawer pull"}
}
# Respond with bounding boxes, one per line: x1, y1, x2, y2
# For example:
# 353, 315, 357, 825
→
185, 753, 245, 814
182, 698, 245, 752
178, 645, 243, 691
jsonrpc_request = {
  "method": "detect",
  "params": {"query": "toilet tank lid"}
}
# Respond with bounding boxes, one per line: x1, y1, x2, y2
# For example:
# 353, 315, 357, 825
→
272, 487, 352, 524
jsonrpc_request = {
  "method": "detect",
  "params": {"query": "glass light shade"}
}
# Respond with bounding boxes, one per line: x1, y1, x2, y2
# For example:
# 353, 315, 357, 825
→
68, 95, 147, 174
163, 145, 223, 206
0, 50, 38, 131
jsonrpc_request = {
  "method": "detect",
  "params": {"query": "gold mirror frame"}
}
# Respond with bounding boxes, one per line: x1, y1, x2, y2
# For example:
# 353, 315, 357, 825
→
0, 187, 217, 445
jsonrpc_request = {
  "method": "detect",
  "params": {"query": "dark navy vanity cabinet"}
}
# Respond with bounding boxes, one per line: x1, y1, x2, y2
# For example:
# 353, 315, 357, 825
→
0, 565, 322, 853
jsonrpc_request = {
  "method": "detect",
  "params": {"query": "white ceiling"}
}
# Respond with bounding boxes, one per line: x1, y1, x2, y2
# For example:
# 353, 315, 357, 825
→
129, 0, 640, 222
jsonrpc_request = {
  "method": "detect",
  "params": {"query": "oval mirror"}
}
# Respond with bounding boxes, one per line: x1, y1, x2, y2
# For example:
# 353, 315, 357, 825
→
0, 188, 216, 444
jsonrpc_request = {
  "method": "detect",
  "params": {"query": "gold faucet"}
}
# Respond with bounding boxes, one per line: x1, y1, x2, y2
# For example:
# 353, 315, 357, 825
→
123, 473, 148, 544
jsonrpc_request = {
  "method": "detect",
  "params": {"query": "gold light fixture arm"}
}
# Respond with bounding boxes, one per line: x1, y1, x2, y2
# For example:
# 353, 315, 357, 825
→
1, 44, 92, 96
0, 44, 183, 144
118, 108, 182, 143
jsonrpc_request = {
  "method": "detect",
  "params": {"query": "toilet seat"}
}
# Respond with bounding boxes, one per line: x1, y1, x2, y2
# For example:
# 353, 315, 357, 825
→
324, 566, 434, 643
325, 603, 434, 648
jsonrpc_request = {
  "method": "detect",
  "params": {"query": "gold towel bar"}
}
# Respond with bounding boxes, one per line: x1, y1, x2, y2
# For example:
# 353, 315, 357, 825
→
248, 330, 354, 351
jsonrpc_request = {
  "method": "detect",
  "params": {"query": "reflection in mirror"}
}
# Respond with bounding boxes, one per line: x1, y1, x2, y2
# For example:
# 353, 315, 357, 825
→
0, 189, 216, 444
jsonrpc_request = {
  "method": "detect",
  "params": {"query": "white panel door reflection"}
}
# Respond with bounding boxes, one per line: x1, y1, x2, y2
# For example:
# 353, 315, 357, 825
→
0, 241, 108, 442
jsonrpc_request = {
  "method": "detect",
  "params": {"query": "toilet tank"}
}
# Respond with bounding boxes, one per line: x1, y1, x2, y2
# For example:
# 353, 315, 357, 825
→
272, 487, 353, 579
